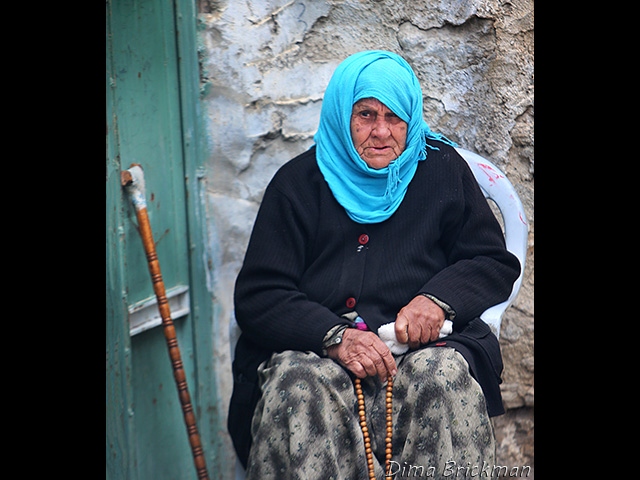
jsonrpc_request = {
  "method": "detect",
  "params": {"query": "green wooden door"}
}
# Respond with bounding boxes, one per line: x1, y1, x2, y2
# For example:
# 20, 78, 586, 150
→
106, 0, 217, 478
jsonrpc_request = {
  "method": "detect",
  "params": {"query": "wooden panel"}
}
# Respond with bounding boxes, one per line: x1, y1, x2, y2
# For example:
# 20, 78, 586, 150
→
106, 1, 137, 477
107, 0, 206, 477
109, 0, 190, 308
131, 322, 197, 480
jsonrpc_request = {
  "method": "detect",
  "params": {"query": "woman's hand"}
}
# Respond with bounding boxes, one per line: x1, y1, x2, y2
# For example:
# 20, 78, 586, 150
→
327, 328, 397, 381
394, 295, 445, 350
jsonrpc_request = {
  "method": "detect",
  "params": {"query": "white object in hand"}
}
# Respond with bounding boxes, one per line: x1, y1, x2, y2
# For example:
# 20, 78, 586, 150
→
378, 320, 453, 355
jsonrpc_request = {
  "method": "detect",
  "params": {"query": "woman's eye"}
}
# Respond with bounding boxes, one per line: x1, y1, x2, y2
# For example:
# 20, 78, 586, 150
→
386, 113, 403, 124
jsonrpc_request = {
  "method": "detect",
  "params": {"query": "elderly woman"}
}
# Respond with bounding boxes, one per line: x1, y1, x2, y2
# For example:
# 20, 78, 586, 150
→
228, 50, 520, 479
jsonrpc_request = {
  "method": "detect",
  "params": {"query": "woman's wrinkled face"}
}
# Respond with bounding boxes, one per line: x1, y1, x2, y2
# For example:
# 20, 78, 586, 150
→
350, 98, 408, 169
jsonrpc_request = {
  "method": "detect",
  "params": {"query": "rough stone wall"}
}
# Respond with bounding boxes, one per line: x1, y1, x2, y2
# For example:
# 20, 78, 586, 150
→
197, 1, 533, 478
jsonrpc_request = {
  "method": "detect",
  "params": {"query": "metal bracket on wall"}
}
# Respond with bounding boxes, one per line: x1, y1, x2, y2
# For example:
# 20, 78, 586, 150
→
128, 285, 190, 336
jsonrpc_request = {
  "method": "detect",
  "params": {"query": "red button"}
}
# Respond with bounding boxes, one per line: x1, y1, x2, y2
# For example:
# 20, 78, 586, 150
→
346, 297, 357, 308
358, 234, 369, 245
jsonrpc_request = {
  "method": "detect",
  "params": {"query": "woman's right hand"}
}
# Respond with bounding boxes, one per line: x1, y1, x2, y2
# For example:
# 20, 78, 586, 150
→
327, 327, 397, 381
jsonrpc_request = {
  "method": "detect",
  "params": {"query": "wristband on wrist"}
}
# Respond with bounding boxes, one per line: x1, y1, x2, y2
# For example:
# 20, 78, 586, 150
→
322, 324, 349, 356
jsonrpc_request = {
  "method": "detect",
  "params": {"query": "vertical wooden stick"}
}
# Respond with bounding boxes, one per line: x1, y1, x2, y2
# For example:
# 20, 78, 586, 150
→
122, 165, 210, 480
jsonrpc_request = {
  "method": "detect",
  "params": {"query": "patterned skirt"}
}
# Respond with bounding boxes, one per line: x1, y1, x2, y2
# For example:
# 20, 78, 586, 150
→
245, 347, 496, 479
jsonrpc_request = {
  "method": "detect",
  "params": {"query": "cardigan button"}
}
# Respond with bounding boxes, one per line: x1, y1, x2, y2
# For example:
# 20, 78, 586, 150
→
345, 297, 357, 309
358, 234, 369, 245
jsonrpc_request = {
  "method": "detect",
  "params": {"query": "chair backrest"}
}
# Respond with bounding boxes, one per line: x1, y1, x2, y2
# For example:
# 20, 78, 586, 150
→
454, 147, 529, 338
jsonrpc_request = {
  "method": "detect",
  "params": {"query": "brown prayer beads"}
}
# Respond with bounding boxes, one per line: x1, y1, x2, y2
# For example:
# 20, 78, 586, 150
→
355, 375, 394, 479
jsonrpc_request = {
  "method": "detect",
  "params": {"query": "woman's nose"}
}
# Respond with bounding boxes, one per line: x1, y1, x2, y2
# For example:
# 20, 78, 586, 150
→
371, 116, 391, 137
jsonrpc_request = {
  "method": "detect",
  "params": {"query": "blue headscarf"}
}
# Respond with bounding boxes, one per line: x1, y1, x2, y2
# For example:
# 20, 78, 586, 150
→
314, 50, 456, 224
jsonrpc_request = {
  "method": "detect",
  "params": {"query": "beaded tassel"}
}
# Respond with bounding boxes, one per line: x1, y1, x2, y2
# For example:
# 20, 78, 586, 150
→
355, 375, 394, 479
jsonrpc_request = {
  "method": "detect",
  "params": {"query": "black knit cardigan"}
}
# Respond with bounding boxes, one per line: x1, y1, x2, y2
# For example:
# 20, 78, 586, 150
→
229, 142, 521, 466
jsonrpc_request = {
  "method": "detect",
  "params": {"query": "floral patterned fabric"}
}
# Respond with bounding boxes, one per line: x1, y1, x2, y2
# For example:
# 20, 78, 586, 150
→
245, 347, 496, 479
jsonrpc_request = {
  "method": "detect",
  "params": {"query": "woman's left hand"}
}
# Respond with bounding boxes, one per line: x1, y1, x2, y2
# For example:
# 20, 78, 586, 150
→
394, 295, 445, 350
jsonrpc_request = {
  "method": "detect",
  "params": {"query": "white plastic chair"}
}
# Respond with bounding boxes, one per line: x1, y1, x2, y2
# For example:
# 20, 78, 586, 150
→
228, 148, 528, 479
453, 147, 529, 339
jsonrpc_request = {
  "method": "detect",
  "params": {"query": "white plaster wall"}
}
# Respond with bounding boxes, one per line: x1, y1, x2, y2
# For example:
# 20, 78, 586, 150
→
197, 1, 534, 476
